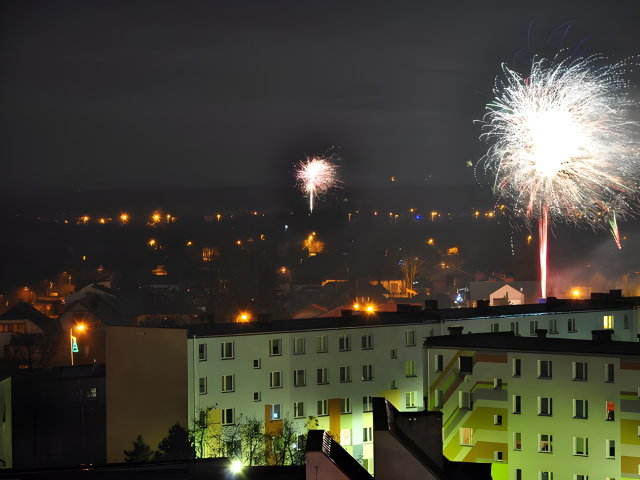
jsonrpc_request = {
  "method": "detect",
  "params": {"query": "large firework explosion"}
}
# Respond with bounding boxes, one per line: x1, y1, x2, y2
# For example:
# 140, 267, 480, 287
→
294, 151, 342, 213
478, 51, 640, 296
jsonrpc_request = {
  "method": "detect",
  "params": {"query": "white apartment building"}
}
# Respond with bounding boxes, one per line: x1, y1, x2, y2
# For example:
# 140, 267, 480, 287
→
187, 301, 638, 472
424, 329, 640, 480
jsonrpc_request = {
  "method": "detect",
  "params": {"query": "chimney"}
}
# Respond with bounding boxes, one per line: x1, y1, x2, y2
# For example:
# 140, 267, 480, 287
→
609, 289, 622, 298
535, 329, 548, 339
448, 326, 463, 335
424, 300, 438, 310
592, 330, 613, 342
476, 299, 490, 308
546, 296, 557, 303
341, 309, 353, 318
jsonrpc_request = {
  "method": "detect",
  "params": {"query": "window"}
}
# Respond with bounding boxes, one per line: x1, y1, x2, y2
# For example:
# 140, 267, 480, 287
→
363, 427, 373, 443
459, 391, 471, 409
539, 434, 553, 453
604, 315, 614, 329
294, 369, 306, 387
494, 451, 503, 462
363, 396, 373, 412
516, 470, 522, 480
494, 378, 502, 389
549, 319, 558, 333
270, 404, 281, 420
539, 397, 552, 416
459, 356, 473, 375
362, 364, 373, 381
494, 415, 502, 425
513, 358, 521, 377
390, 349, 397, 359
573, 362, 587, 380
406, 391, 417, 408
460, 427, 473, 446
221, 341, 234, 359
222, 408, 234, 425
405, 361, 416, 376
436, 354, 444, 372
294, 337, 305, 354
294, 401, 304, 418
514, 432, 521, 450
198, 344, 207, 361
317, 399, 328, 416
253, 358, 261, 369
574, 399, 588, 419
391, 379, 397, 389
530, 320, 538, 335
254, 391, 261, 402
538, 360, 552, 378
317, 368, 329, 384
339, 334, 351, 351
511, 321, 519, 335
624, 314, 629, 329
491, 322, 499, 332
434, 390, 443, 408
406, 330, 416, 346
341, 397, 351, 414
199, 377, 207, 395
222, 375, 234, 392
573, 437, 588, 456
269, 339, 282, 356
362, 333, 373, 349
539, 472, 553, 480
513, 395, 521, 414
606, 401, 615, 421
340, 429, 351, 445
568, 318, 577, 332
270, 371, 282, 388
606, 439, 615, 458
575, 476, 588, 480
316, 335, 328, 353
340, 366, 352, 383
605, 363, 614, 383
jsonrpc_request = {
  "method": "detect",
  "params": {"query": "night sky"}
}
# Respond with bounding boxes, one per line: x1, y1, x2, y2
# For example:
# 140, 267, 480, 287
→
2, 0, 640, 193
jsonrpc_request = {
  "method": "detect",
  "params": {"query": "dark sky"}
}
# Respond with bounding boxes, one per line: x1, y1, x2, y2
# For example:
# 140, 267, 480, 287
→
2, 0, 640, 193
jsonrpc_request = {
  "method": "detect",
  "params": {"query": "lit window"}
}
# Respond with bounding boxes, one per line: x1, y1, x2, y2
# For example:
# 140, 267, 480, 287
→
405, 361, 416, 376
460, 427, 473, 446
539, 434, 553, 453
270, 404, 281, 420
603, 315, 614, 329
406, 391, 417, 408
573, 437, 588, 456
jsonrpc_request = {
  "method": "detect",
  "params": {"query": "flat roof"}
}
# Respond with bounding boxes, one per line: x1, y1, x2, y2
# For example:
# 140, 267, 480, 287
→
424, 331, 640, 357
187, 300, 634, 338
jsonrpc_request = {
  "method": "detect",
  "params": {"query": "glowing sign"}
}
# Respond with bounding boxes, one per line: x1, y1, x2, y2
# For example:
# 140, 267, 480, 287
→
71, 336, 79, 353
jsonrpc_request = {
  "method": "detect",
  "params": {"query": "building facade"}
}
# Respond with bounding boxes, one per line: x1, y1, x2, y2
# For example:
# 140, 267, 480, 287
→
187, 302, 638, 473
424, 329, 640, 480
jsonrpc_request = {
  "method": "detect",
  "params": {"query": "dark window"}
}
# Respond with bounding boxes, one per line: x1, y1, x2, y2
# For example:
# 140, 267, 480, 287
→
460, 356, 473, 374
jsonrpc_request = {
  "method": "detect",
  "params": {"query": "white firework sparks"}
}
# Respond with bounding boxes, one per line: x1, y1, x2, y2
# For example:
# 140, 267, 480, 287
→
478, 53, 640, 229
294, 152, 342, 212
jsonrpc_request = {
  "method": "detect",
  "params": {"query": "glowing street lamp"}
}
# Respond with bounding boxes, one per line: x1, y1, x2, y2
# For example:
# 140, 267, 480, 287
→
573, 290, 580, 297
70, 323, 85, 365
120, 213, 129, 224
431, 212, 437, 222
217, 214, 221, 221
230, 460, 242, 474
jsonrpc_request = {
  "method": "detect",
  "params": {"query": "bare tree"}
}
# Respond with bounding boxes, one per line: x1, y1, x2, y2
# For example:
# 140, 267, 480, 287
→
400, 253, 429, 294
240, 417, 266, 466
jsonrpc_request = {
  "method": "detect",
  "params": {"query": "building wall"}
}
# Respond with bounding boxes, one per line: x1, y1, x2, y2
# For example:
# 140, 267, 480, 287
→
105, 326, 188, 463
0, 378, 11, 469
186, 307, 636, 470
425, 344, 640, 479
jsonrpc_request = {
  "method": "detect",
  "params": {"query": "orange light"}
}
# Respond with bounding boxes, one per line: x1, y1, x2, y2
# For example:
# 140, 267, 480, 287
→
76, 324, 85, 331
99, 218, 105, 224
354, 304, 359, 310
281, 267, 286, 274
374, 211, 377, 216
187, 241, 192, 246
573, 290, 580, 296
427, 239, 434, 245
149, 240, 156, 246
237, 240, 241, 245
366, 306, 374, 312
410, 208, 414, 212
120, 213, 128, 223
217, 214, 221, 221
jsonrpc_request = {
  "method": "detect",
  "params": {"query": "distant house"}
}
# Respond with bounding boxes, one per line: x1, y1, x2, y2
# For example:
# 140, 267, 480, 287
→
428, 268, 472, 305
490, 284, 525, 306
470, 281, 540, 305
64, 282, 118, 307
0, 303, 64, 368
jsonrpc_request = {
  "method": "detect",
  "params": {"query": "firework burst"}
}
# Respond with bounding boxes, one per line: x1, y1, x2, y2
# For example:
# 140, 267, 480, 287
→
294, 151, 342, 212
478, 51, 640, 296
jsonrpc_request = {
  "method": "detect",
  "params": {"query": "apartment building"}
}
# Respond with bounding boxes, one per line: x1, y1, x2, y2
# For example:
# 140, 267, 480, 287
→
424, 328, 640, 480
187, 301, 637, 473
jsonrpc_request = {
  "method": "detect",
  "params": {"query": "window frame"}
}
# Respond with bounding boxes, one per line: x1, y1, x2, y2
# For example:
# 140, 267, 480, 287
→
339, 334, 351, 351
603, 315, 614, 329
221, 341, 234, 359
199, 377, 207, 395
293, 337, 305, 355
573, 399, 588, 419
406, 391, 417, 408
317, 367, 329, 385
405, 360, 416, 377
317, 399, 328, 416
573, 436, 588, 456
572, 361, 587, 381
405, 330, 416, 346
363, 395, 373, 412
222, 408, 235, 425
605, 363, 615, 383
390, 349, 398, 359
339, 365, 352, 383
270, 403, 281, 420
222, 374, 234, 393
538, 397, 553, 416
363, 426, 373, 443
341, 397, 352, 414
269, 338, 282, 356
362, 364, 374, 381
514, 432, 521, 451
459, 427, 473, 446
198, 343, 207, 361
361, 332, 373, 350
316, 335, 328, 353
513, 395, 521, 414
537, 360, 552, 379
294, 369, 306, 387
538, 434, 553, 453
436, 354, 444, 372
605, 439, 615, 459
270, 371, 283, 389
294, 401, 305, 418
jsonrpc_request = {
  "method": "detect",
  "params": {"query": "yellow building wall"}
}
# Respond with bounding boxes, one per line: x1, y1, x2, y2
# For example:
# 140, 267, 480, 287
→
105, 326, 188, 463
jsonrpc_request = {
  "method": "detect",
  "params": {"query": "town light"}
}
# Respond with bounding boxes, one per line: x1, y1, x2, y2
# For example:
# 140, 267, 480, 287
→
121, 213, 128, 223
76, 324, 85, 331
149, 240, 156, 246
237, 240, 241, 245
367, 306, 374, 312
354, 304, 359, 310
187, 241, 192, 246
573, 290, 580, 296
217, 214, 221, 221
230, 460, 242, 474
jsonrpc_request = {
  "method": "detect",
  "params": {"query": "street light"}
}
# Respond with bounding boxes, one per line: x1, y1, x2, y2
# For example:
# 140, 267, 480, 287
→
70, 324, 85, 366
230, 460, 242, 474
431, 212, 437, 222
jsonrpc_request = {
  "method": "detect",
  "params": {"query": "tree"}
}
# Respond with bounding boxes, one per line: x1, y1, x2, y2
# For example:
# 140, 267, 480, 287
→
240, 417, 265, 466
268, 415, 306, 466
400, 253, 429, 294
154, 423, 196, 461
124, 435, 154, 463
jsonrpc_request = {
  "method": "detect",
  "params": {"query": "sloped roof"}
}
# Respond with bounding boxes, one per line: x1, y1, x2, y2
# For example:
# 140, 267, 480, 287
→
306, 430, 372, 480
429, 268, 471, 282
470, 281, 540, 302
0, 303, 62, 333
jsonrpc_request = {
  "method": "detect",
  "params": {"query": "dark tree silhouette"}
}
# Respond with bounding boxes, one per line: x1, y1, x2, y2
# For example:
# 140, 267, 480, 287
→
124, 435, 154, 463
154, 423, 196, 461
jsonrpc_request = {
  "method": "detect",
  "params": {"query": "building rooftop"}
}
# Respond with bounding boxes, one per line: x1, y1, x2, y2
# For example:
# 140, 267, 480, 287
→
0, 302, 63, 333
424, 330, 640, 357
188, 300, 634, 338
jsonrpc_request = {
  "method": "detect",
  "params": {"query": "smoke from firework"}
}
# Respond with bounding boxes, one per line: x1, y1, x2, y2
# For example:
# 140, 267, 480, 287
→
294, 151, 342, 212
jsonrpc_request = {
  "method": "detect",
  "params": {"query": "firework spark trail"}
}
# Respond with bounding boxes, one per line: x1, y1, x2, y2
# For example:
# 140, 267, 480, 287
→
294, 152, 342, 213
610, 212, 622, 250
478, 52, 640, 297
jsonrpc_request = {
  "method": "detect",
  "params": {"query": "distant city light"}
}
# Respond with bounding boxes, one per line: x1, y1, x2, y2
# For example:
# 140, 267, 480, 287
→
573, 290, 580, 296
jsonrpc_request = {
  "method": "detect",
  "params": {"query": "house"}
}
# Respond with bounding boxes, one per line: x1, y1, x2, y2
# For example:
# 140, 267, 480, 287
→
428, 269, 472, 306
470, 281, 540, 306
489, 284, 525, 306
